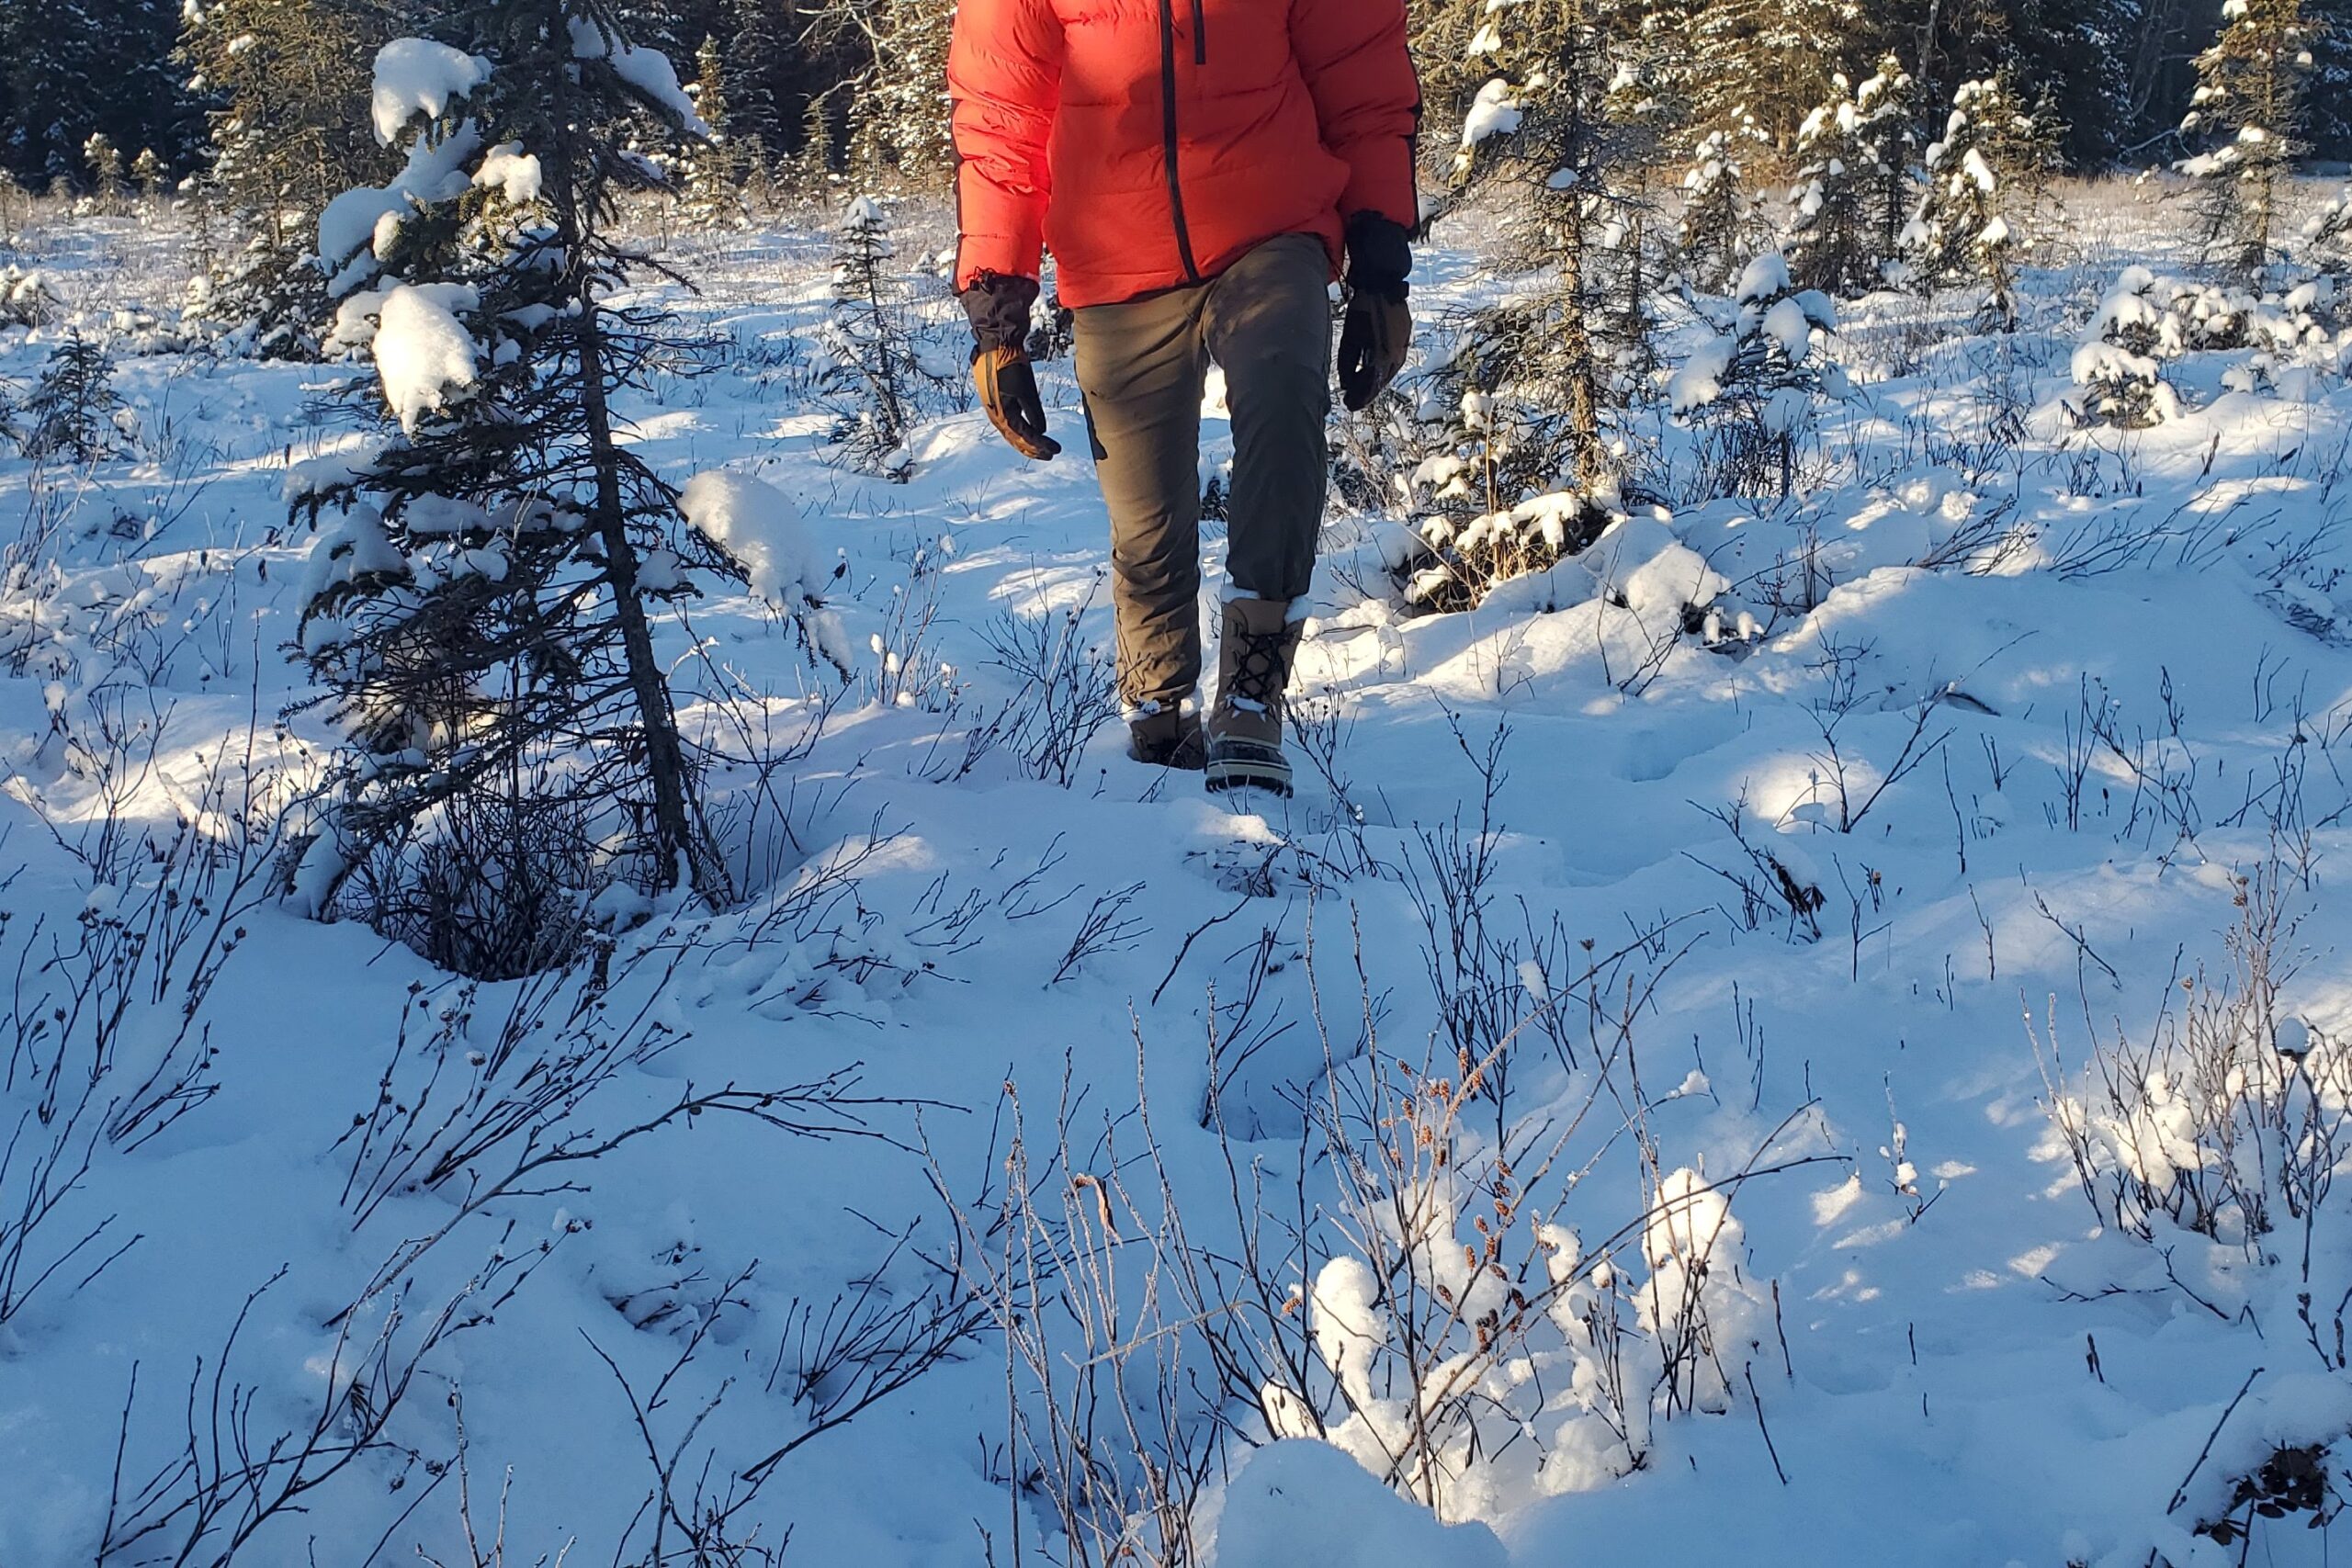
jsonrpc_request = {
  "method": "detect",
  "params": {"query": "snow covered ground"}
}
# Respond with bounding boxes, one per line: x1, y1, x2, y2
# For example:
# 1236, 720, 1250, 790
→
5, 185, 2352, 1567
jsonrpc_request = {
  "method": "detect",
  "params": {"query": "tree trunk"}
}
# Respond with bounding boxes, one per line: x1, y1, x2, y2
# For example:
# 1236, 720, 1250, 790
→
572, 277, 732, 908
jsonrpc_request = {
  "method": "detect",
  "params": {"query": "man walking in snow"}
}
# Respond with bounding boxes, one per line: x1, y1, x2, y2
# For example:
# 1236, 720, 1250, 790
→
949, 0, 1420, 795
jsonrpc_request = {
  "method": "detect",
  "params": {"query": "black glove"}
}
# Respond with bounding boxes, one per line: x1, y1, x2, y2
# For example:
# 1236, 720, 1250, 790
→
961, 273, 1059, 461
1338, 212, 1413, 413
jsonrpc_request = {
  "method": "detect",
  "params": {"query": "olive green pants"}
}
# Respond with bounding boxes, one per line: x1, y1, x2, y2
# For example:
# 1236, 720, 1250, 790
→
1073, 232, 1331, 716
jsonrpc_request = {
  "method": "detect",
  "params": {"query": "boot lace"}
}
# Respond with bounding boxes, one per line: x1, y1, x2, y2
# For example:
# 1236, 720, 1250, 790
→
1227, 626, 1293, 712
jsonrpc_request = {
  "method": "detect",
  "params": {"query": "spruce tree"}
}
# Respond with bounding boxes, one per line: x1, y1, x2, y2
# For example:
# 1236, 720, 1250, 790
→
130, 147, 166, 205
1444, 0, 1635, 499
1783, 75, 1882, 296
180, 0, 390, 355
848, 0, 955, 186
1, 0, 193, 191
83, 134, 125, 212
20, 331, 130, 464
2177, 0, 2312, 284
1678, 118, 1768, 295
721, 0, 795, 171
682, 35, 749, 227
1685, 0, 1862, 151
1903, 76, 2055, 331
1853, 58, 1920, 265
293, 1, 739, 972
820, 195, 944, 478
1668, 252, 1849, 498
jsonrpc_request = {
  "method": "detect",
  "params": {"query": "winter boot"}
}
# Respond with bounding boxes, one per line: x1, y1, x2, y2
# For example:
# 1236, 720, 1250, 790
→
1205, 597, 1302, 796
1128, 702, 1205, 770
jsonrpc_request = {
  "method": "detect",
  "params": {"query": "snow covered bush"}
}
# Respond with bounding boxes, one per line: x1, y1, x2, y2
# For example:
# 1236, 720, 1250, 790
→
0, 263, 57, 328
1668, 253, 1850, 498
290, 9, 745, 975
2306, 184, 2352, 271
2035, 861, 2352, 1349
2072, 267, 2183, 427
1408, 300, 1613, 558
1187, 939, 1781, 1524
1400, 488, 1617, 614
2069, 265, 2333, 423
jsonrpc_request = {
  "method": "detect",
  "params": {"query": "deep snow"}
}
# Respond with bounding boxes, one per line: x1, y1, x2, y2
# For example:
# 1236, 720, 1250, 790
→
2, 186, 2352, 1567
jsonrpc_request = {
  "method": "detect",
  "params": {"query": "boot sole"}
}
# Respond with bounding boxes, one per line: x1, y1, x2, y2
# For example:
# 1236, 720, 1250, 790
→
1204, 739, 1293, 798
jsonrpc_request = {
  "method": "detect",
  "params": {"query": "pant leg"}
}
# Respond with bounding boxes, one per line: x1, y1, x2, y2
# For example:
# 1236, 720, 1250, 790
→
1202, 233, 1334, 604
1073, 287, 1209, 714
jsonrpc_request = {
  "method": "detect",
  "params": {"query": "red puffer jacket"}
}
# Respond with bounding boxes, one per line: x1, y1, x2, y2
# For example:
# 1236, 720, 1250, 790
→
948, 0, 1419, 309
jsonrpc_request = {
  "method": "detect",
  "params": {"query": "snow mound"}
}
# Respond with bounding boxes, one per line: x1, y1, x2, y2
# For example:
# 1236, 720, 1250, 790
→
1209, 1440, 1508, 1568
369, 38, 491, 145
1584, 516, 1729, 618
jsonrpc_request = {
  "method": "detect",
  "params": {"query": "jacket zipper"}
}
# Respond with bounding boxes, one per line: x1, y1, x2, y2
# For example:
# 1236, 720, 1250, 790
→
1159, 0, 1203, 283
1191, 0, 1206, 64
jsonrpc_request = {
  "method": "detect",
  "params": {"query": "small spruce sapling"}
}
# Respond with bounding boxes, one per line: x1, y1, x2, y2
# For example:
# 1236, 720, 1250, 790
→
1677, 116, 1769, 296
1784, 76, 1880, 297
1430, 0, 1638, 528
1902, 78, 2054, 332
2070, 267, 2181, 428
292, 6, 743, 971
680, 36, 749, 230
1854, 58, 1921, 268
130, 148, 166, 207
19, 331, 130, 464
82, 133, 124, 212
1668, 252, 1849, 498
819, 195, 949, 479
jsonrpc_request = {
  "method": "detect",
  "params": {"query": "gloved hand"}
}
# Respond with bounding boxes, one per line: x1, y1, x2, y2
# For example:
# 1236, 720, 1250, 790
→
1338, 212, 1413, 413
961, 272, 1061, 461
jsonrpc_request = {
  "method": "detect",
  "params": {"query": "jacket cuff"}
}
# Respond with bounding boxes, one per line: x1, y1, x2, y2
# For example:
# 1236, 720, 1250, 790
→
1344, 212, 1412, 297
961, 272, 1041, 353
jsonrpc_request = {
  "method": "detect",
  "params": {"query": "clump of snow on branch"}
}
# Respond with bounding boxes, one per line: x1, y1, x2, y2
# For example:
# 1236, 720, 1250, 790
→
368, 38, 490, 145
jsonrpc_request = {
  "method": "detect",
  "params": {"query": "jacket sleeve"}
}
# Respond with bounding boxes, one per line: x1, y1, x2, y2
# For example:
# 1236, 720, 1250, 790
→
948, 0, 1065, 288
1289, 0, 1420, 230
